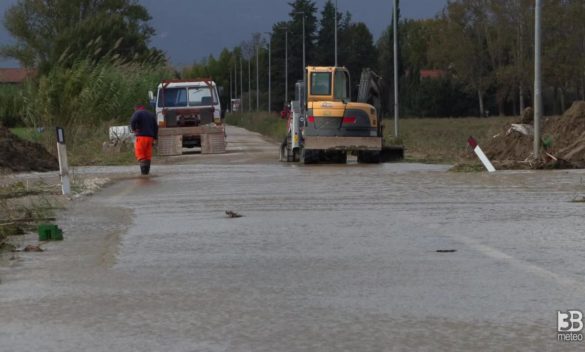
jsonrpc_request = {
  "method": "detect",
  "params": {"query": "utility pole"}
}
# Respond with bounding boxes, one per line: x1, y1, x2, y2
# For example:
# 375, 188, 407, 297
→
334, 0, 338, 67
534, 0, 542, 157
256, 44, 259, 112
229, 69, 233, 112
393, 0, 399, 138
248, 55, 251, 112
278, 26, 289, 105
240, 57, 244, 113
295, 12, 306, 89
265, 32, 272, 112
234, 62, 237, 108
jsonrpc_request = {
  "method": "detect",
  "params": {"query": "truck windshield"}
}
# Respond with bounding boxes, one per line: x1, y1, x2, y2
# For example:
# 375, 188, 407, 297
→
158, 86, 216, 107
311, 72, 332, 96
188, 86, 215, 106
159, 88, 188, 107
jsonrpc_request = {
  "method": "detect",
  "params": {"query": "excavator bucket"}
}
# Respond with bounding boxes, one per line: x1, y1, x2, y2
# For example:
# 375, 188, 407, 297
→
380, 145, 404, 162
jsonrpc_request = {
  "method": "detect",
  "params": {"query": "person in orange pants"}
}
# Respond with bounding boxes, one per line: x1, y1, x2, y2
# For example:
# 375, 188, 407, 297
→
130, 105, 158, 175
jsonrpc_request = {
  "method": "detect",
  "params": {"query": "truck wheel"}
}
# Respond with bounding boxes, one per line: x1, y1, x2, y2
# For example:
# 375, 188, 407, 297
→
357, 151, 381, 164
326, 151, 347, 164
293, 148, 300, 162
301, 149, 319, 164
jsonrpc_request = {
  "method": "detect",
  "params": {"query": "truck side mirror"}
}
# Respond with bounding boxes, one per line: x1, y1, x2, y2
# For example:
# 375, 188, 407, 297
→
148, 90, 154, 100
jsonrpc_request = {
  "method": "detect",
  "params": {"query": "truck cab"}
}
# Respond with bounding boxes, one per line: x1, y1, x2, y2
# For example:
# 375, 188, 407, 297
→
153, 80, 222, 128
150, 79, 225, 150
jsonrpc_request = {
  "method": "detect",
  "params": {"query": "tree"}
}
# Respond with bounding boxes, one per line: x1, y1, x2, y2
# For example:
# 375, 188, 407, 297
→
1, 0, 163, 71
428, 1, 492, 117
377, 1, 402, 116
316, 0, 336, 66
339, 22, 377, 97
271, 21, 290, 110
288, 0, 318, 92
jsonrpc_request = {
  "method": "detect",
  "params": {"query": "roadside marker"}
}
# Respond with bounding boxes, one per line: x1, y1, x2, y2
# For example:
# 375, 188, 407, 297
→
56, 127, 71, 195
468, 136, 496, 172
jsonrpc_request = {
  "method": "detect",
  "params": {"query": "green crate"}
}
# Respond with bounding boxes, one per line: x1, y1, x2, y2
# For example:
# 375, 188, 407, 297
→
52, 228, 63, 241
38, 224, 63, 241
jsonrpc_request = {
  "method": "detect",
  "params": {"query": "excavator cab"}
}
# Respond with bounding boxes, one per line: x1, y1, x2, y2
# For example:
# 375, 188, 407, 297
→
303, 67, 382, 163
308, 67, 350, 102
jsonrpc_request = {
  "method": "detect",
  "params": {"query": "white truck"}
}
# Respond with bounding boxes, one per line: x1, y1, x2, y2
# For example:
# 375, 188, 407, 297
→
150, 79, 226, 155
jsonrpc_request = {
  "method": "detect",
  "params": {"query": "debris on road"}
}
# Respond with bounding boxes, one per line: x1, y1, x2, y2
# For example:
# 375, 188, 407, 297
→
225, 210, 243, 218
22, 244, 44, 252
436, 249, 457, 253
484, 101, 585, 169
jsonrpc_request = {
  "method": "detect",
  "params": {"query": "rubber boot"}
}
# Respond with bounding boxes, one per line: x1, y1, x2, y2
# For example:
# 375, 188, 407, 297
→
139, 160, 148, 175
144, 160, 151, 175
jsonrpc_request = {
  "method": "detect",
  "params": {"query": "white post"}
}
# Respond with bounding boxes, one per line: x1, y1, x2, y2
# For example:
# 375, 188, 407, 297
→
56, 127, 71, 195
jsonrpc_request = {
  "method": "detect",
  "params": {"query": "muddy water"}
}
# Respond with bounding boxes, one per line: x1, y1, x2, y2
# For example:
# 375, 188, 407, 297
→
1, 126, 584, 351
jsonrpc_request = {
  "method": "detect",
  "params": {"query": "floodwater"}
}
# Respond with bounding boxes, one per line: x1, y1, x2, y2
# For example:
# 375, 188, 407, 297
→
1, 126, 584, 351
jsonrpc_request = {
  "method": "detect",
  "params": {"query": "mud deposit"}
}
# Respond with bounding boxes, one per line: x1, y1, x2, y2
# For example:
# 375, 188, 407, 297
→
0, 127, 58, 172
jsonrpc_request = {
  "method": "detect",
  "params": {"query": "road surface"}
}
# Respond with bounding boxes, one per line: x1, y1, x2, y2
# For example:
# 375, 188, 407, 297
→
1, 126, 584, 351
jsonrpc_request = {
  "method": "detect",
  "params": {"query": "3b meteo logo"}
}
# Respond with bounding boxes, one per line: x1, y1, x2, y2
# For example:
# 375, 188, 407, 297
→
557, 310, 584, 342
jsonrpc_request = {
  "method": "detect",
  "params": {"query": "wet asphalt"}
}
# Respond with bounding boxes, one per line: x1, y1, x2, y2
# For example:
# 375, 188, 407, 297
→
1, 126, 584, 351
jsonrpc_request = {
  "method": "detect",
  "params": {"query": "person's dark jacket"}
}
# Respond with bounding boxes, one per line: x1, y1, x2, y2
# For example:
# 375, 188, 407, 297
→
130, 109, 158, 139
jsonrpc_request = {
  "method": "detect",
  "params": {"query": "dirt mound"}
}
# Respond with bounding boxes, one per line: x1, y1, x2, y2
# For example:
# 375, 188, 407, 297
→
562, 101, 585, 119
0, 127, 59, 172
484, 101, 585, 169
520, 107, 534, 124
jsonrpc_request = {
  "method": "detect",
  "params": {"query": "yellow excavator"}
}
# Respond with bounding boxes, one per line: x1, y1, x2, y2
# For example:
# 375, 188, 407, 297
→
280, 66, 404, 164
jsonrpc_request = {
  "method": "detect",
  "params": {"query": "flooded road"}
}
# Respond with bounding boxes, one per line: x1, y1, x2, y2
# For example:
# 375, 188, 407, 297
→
1, 126, 584, 351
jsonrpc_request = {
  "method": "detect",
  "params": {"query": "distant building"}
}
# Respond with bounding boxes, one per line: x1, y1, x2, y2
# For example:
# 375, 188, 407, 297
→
0, 68, 36, 85
420, 69, 446, 80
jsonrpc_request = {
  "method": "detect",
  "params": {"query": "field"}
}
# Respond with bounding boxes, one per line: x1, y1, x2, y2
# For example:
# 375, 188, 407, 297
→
227, 112, 511, 164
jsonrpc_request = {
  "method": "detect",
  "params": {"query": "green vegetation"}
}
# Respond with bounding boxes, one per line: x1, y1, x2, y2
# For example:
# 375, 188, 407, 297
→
226, 112, 288, 143
383, 117, 510, 163
1, 0, 164, 72
0, 1, 169, 166
9, 127, 41, 142
21, 59, 167, 133
0, 85, 24, 127
16, 59, 169, 165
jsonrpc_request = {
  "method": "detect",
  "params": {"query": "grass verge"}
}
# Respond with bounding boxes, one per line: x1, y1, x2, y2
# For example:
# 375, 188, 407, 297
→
10, 127, 43, 143
226, 112, 288, 143
11, 124, 135, 167
383, 116, 511, 163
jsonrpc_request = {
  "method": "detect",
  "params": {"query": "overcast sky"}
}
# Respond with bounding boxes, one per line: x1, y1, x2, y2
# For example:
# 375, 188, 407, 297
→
0, 0, 447, 68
